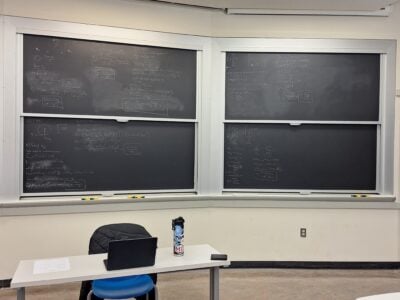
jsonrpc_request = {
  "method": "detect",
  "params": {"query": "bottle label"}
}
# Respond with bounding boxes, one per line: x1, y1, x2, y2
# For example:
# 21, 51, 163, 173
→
173, 225, 184, 256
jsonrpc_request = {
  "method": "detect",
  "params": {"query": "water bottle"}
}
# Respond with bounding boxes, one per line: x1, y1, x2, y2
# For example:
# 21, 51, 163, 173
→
172, 216, 185, 256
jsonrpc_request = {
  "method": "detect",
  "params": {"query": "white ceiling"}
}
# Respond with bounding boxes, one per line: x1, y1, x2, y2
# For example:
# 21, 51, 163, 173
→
148, 0, 399, 11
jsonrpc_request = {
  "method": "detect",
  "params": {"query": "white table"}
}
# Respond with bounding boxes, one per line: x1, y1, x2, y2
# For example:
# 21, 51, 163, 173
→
11, 244, 230, 300
357, 293, 400, 300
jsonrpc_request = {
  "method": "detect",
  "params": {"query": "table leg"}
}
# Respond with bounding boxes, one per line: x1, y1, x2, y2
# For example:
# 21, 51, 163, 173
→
17, 287, 25, 300
210, 267, 219, 300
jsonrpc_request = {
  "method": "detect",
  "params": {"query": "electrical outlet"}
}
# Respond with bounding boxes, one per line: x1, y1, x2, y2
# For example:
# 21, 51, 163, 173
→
300, 228, 307, 238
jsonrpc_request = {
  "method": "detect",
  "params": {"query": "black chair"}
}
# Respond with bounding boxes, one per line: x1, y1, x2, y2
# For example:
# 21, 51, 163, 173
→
79, 223, 157, 300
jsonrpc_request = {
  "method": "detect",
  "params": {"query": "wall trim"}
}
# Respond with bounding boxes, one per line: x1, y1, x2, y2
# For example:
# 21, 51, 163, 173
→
229, 261, 400, 269
1, 195, 399, 216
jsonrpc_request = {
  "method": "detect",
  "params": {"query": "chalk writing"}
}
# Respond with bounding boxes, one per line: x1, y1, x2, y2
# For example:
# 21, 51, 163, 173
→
24, 117, 195, 193
23, 35, 196, 117
225, 52, 379, 121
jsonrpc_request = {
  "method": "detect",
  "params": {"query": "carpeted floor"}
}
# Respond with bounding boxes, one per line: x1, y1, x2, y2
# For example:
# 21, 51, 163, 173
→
1, 268, 400, 299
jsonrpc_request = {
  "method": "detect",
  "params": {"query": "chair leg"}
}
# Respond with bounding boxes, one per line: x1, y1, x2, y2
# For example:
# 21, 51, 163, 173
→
145, 286, 158, 300
87, 290, 93, 300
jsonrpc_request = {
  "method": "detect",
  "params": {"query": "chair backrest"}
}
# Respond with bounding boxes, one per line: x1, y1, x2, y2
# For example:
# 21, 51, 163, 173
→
89, 223, 152, 254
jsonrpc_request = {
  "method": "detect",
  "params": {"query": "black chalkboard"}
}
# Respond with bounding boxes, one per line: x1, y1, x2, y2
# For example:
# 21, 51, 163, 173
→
24, 35, 197, 118
24, 118, 195, 193
224, 124, 376, 190
225, 53, 380, 121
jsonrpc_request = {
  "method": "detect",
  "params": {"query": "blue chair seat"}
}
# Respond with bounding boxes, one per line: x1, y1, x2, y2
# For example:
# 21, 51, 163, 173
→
93, 275, 154, 299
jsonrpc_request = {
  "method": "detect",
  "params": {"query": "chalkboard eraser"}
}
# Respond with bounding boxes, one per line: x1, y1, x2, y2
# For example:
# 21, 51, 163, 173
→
299, 191, 311, 195
102, 193, 114, 197
290, 122, 302, 126
116, 118, 129, 123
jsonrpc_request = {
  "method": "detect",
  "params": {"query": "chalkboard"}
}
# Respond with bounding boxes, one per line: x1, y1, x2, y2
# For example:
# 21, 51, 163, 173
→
23, 35, 197, 118
24, 118, 195, 193
224, 124, 376, 190
225, 53, 380, 121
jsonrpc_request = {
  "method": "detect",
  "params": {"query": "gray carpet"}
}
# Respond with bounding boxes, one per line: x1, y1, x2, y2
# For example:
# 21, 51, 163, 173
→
1, 269, 400, 299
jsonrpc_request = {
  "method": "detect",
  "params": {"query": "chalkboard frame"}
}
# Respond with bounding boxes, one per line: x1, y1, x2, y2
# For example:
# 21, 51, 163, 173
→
222, 49, 382, 192
215, 38, 396, 195
18, 30, 207, 197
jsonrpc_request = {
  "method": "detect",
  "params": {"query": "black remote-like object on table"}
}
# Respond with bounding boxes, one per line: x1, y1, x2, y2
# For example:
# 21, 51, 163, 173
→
211, 254, 228, 260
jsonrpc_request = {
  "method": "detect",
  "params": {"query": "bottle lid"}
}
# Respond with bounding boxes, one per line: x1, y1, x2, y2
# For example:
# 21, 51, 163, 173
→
172, 216, 185, 229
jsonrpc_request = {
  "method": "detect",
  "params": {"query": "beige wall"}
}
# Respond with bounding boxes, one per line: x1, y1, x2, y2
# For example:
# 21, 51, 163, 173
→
1, 208, 399, 279
1, 0, 400, 279
2, 0, 213, 35
212, 2, 400, 90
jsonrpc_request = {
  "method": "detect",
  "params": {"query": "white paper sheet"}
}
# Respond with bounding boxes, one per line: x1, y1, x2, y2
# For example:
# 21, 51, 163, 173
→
33, 257, 70, 274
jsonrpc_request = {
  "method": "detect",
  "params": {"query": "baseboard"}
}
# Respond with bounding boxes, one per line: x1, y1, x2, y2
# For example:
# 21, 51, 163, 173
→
229, 261, 400, 269
0, 279, 11, 289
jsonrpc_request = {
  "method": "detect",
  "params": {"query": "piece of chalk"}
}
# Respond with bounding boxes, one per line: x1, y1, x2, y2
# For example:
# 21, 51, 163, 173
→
81, 197, 99, 201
